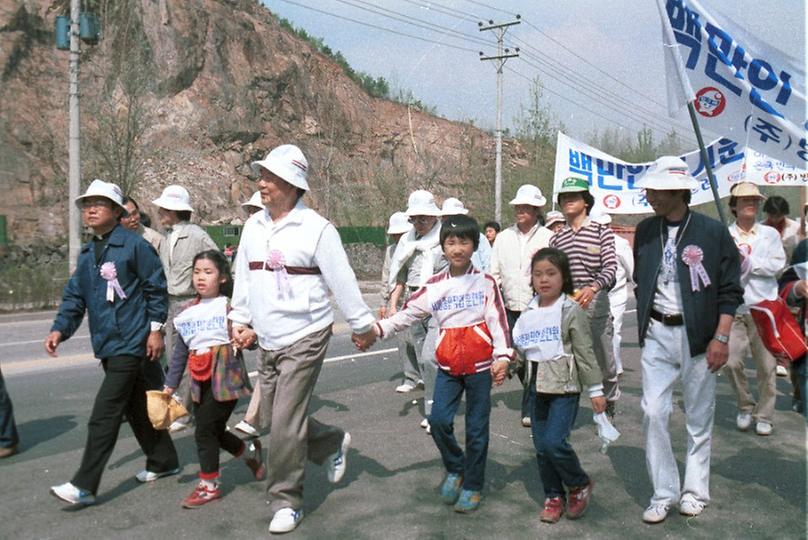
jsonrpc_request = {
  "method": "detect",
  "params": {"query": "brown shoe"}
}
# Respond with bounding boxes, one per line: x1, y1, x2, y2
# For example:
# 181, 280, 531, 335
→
567, 480, 593, 519
539, 497, 565, 523
0, 445, 18, 458
244, 440, 265, 480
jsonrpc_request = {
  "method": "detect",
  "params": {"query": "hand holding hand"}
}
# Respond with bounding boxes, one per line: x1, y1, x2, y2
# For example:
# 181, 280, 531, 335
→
352, 328, 377, 351
491, 360, 509, 386
233, 326, 257, 350
44, 331, 62, 357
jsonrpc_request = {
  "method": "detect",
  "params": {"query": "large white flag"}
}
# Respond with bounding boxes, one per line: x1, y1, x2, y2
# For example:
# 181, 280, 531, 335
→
656, 0, 806, 168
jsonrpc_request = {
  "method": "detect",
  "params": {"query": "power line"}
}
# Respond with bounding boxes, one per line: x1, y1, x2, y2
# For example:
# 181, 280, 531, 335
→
458, 0, 516, 18
400, 0, 479, 24
275, 0, 480, 52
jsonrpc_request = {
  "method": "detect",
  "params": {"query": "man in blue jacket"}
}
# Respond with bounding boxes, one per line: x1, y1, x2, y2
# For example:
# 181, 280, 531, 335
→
632, 157, 743, 524
44, 179, 179, 506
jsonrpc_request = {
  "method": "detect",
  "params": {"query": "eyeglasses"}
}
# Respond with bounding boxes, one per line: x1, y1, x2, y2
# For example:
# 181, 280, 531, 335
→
408, 216, 434, 224
81, 199, 113, 209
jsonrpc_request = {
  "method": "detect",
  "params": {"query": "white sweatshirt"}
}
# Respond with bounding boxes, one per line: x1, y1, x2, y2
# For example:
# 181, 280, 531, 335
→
229, 201, 375, 350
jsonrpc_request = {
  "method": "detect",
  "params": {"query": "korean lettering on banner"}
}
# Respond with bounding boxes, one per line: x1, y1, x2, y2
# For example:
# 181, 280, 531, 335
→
568, 149, 593, 183
663, 0, 805, 166
688, 138, 744, 190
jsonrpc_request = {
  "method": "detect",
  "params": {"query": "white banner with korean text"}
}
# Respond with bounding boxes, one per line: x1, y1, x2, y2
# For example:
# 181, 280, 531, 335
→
656, 0, 806, 168
552, 132, 808, 215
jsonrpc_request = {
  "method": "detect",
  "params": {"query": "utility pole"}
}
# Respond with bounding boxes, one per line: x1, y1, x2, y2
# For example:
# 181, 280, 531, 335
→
479, 16, 520, 223
68, 0, 81, 273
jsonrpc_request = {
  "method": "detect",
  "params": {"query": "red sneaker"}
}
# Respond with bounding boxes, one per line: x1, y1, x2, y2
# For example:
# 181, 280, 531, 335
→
539, 497, 565, 523
182, 483, 221, 508
567, 480, 594, 519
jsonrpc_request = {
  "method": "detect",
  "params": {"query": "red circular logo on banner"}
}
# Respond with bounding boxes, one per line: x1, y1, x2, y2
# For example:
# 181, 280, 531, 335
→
695, 87, 726, 117
603, 194, 621, 209
763, 171, 781, 184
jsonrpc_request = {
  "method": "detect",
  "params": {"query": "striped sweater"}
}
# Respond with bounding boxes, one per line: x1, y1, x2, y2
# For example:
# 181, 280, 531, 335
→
549, 219, 617, 291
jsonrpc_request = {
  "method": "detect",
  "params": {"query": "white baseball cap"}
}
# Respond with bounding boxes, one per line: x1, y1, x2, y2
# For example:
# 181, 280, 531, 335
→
386, 211, 412, 234
441, 197, 469, 216
509, 184, 547, 207
152, 185, 194, 212
405, 190, 442, 217
251, 144, 309, 191
634, 156, 700, 190
75, 179, 127, 215
241, 191, 265, 210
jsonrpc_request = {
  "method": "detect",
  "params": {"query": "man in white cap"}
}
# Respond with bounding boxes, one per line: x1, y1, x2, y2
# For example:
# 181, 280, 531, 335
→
386, 190, 445, 426
228, 144, 376, 533
241, 191, 265, 216
590, 209, 634, 377
44, 179, 179, 506
544, 210, 566, 234
379, 212, 421, 393
489, 184, 553, 426
152, 184, 218, 432
724, 182, 786, 437
633, 157, 743, 524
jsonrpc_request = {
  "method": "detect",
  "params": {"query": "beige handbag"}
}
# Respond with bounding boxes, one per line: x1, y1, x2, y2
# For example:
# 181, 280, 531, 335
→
146, 390, 189, 430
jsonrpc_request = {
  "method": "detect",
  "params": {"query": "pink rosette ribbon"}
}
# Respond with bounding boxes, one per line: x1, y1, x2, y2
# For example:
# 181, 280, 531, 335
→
681, 245, 711, 292
99, 262, 127, 302
266, 249, 292, 299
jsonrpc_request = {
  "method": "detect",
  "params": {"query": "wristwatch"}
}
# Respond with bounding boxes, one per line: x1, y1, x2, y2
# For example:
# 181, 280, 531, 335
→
713, 334, 729, 344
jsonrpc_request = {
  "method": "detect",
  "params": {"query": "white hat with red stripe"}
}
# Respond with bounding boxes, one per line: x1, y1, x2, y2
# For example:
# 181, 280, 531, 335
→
251, 144, 310, 191
635, 156, 699, 190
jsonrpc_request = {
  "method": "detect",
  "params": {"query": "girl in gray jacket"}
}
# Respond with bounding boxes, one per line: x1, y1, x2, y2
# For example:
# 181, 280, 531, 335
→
512, 248, 606, 524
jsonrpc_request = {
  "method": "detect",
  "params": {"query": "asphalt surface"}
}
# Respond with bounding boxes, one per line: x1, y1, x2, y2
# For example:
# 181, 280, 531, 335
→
0, 291, 806, 539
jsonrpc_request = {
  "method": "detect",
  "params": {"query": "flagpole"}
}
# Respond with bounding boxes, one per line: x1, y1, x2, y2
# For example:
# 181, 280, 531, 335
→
686, 101, 728, 225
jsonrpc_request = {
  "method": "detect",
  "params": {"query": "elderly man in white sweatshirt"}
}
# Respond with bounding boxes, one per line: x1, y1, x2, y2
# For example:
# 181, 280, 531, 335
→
229, 144, 376, 534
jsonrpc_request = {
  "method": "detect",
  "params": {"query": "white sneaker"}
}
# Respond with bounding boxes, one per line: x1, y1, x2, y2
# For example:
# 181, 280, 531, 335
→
395, 382, 416, 393
642, 503, 670, 523
269, 507, 303, 533
168, 420, 190, 433
234, 420, 259, 437
420, 418, 429, 429
776, 365, 788, 377
135, 466, 180, 483
755, 421, 773, 436
327, 432, 351, 483
50, 482, 96, 505
521, 416, 532, 427
679, 495, 706, 516
736, 411, 752, 431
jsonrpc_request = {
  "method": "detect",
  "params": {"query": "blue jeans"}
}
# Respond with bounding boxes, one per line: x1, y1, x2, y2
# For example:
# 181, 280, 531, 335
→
530, 387, 589, 498
429, 369, 492, 492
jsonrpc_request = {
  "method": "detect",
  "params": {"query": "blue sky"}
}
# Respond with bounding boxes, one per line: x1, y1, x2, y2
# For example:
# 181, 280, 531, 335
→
264, 0, 805, 148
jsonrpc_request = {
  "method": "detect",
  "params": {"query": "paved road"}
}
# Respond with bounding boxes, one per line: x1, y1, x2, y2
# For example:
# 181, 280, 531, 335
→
0, 296, 805, 539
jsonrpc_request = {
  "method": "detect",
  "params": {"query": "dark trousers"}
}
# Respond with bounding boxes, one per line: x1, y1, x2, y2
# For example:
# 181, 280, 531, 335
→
193, 380, 243, 475
72, 355, 179, 494
529, 387, 589, 498
506, 309, 533, 418
429, 369, 492, 492
0, 366, 19, 449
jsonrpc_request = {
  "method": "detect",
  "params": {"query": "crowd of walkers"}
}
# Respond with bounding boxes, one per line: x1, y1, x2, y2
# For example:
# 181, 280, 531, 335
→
0, 144, 805, 534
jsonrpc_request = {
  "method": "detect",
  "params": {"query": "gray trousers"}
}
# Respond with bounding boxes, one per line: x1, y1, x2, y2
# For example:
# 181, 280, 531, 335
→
585, 290, 620, 402
420, 318, 439, 417
259, 325, 345, 513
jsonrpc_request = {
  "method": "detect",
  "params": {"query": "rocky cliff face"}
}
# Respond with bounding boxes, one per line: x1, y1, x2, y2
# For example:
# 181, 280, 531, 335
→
0, 0, 521, 245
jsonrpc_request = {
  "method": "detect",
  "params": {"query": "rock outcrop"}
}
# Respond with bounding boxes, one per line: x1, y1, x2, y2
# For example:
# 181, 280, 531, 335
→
0, 0, 521, 245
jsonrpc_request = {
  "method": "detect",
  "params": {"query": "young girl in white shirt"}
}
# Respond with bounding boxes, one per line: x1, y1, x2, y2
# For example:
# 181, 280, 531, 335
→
164, 250, 264, 508
512, 248, 606, 523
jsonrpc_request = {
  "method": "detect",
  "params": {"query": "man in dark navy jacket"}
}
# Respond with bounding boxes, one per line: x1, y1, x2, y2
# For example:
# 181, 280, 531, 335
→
44, 179, 179, 506
632, 157, 743, 524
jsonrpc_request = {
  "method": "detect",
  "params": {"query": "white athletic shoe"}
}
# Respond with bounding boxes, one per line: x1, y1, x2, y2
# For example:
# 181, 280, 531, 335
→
395, 382, 416, 393
776, 365, 788, 377
642, 503, 670, 523
269, 507, 303, 533
136, 467, 180, 483
679, 495, 706, 516
736, 411, 752, 431
327, 432, 351, 483
50, 482, 96, 505
755, 421, 773, 436
234, 420, 259, 437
